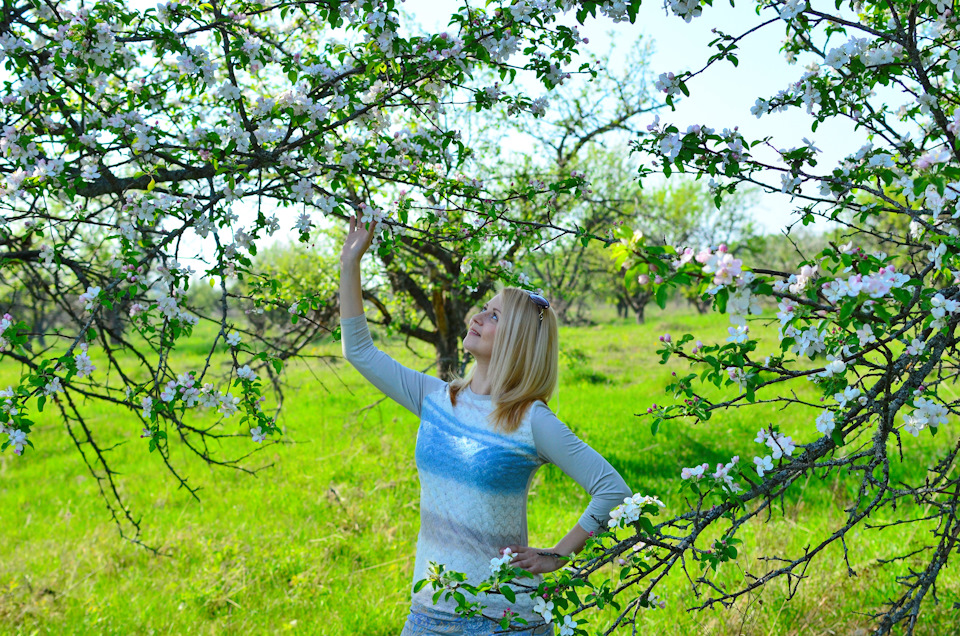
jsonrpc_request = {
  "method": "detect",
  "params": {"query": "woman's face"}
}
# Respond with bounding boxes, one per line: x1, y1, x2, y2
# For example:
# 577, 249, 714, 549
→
463, 293, 503, 362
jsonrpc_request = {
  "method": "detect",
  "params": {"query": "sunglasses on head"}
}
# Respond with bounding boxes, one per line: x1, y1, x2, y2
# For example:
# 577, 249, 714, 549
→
525, 291, 550, 322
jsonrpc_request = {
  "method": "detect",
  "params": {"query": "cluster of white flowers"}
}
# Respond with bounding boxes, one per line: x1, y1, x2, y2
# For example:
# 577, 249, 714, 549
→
780, 173, 801, 194
558, 614, 578, 636
681, 462, 708, 480
529, 96, 549, 117
818, 355, 846, 378
140, 395, 154, 419
43, 376, 63, 396
776, 0, 805, 21
218, 392, 242, 417
783, 324, 826, 358
358, 202, 386, 228
160, 372, 201, 406
226, 331, 243, 347
39, 243, 55, 266
482, 32, 519, 63
756, 428, 796, 459
78, 285, 101, 312
0, 312, 14, 351
834, 386, 861, 408
930, 292, 960, 330
664, 0, 703, 22
544, 64, 570, 86
659, 133, 682, 160
819, 266, 911, 303
250, 426, 267, 443
815, 409, 836, 435
695, 244, 743, 286
902, 397, 949, 437
753, 455, 774, 476
727, 280, 763, 326
655, 72, 682, 96
824, 37, 871, 71
774, 264, 818, 294
608, 493, 666, 529
1, 423, 27, 456
681, 456, 742, 490
598, 0, 632, 22
137, 374, 245, 421
0, 386, 17, 419
726, 366, 748, 392
236, 365, 258, 381
776, 299, 796, 327
489, 547, 515, 574
861, 42, 902, 67
727, 325, 749, 344
711, 456, 741, 492
74, 343, 96, 378
754, 427, 795, 476
533, 596, 555, 623
294, 211, 312, 234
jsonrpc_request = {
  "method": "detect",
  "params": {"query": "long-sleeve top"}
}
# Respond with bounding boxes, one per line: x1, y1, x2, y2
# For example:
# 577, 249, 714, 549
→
341, 314, 632, 622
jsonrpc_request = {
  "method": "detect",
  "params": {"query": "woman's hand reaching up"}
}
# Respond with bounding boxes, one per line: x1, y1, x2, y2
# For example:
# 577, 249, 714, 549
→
340, 210, 378, 266
339, 211, 378, 319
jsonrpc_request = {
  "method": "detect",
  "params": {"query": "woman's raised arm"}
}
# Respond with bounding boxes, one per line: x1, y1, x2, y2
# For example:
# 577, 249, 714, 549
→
339, 211, 376, 319
337, 211, 446, 417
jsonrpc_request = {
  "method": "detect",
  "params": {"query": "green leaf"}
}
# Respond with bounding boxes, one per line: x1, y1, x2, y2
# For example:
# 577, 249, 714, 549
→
501, 585, 516, 603
655, 284, 669, 309
839, 300, 856, 322
831, 429, 844, 446
714, 287, 729, 313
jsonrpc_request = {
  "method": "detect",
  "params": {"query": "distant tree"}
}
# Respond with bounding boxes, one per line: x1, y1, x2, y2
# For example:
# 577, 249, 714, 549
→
617, 178, 759, 320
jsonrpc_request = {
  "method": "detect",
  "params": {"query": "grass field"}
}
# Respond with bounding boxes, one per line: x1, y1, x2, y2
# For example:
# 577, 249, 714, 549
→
0, 306, 956, 635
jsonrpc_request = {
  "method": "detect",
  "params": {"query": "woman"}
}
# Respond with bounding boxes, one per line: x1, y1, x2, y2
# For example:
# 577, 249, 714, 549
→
339, 212, 632, 635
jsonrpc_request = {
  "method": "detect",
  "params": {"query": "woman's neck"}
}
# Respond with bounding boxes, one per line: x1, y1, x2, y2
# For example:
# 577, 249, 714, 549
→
470, 359, 492, 395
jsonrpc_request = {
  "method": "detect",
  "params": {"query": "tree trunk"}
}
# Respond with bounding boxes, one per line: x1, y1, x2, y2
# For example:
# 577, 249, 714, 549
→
432, 287, 469, 381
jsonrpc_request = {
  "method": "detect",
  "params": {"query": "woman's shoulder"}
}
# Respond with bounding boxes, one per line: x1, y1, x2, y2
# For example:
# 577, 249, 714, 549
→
528, 399, 561, 420
526, 400, 566, 432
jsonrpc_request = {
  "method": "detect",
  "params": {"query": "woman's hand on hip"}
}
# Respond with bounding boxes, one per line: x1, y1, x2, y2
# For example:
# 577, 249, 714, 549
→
502, 545, 566, 575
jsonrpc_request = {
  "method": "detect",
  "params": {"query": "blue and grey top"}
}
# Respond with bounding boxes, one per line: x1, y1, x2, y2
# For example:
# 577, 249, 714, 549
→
341, 314, 632, 623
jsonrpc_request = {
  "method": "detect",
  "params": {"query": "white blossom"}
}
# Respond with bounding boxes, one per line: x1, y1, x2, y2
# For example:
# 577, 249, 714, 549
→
754, 455, 774, 476
815, 409, 836, 435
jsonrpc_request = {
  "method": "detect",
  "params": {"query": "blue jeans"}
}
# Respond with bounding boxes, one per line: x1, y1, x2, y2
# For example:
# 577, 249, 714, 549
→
400, 603, 554, 636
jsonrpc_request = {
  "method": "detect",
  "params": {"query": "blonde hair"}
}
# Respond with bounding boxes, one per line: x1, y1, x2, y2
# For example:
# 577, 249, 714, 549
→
449, 287, 559, 432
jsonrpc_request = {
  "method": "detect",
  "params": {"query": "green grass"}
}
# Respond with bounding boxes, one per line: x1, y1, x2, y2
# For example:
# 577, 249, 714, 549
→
0, 307, 956, 635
